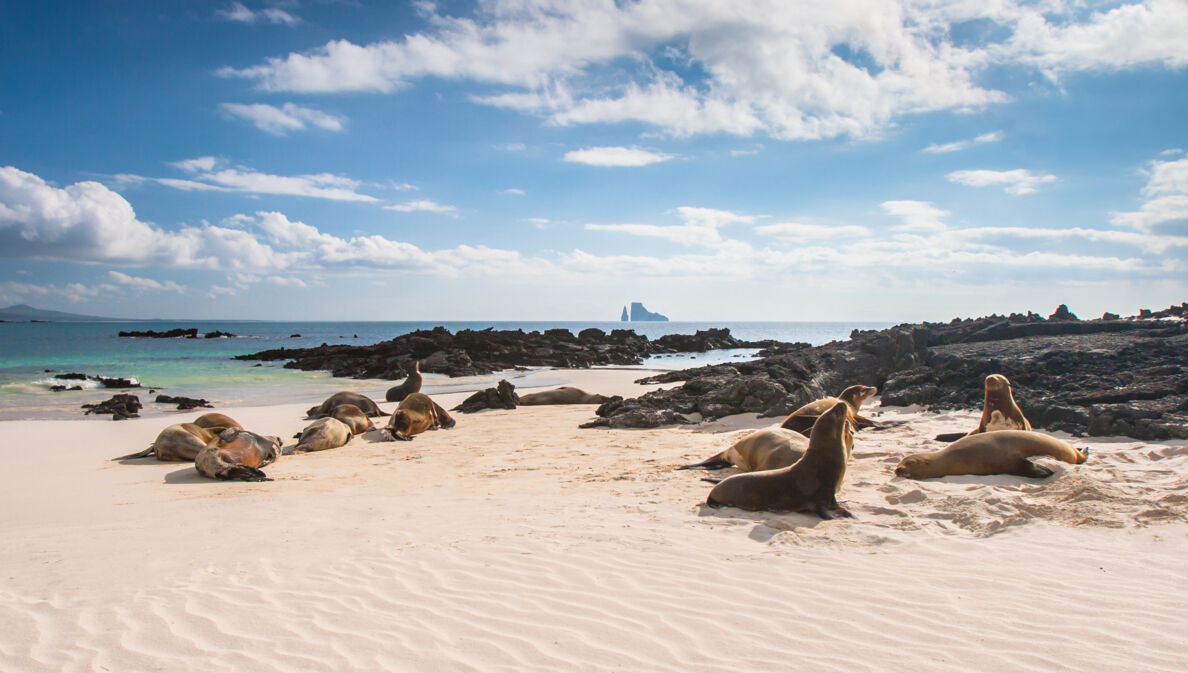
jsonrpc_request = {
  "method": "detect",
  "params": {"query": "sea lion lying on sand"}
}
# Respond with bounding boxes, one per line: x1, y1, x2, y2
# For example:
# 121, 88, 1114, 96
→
192, 412, 243, 433
780, 384, 878, 436
330, 403, 374, 435
706, 401, 853, 518
680, 428, 809, 472
385, 361, 422, 403
935, 374, 1032, 442
381, 392, 455, 441
292, 417, 352, 453
895, 430, 1088, 480
195, 428, 282, 482
307, 392, 384, 419
114, 422, 216, 461
518, 386, 612, 406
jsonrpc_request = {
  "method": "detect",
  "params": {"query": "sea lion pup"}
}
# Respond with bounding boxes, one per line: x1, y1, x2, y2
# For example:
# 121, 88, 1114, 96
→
113, 422, 216, 461
293, 417, 352, 453
385, 361, 422, 403
895, 430, 1088, 480
330, 403, 374, 435
191, 412, 243, 433
381, 392, 456, 441
679, 428, 810, 472
306, 391, 384, 419
706, 402, 853, 518
780, 384, 878, 436
517, 386, 612, 406
195, 428, 282, 482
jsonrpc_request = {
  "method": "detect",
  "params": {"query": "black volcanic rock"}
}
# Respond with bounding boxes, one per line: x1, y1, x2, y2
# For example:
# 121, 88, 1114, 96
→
155, 394, 213, 410
203, 330, 236, 338
453, 380, 519, 413
118, 328, 198, 338
82, 394, 142, 420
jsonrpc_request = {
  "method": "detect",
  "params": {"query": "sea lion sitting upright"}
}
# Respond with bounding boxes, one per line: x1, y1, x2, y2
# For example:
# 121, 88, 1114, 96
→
195, 428, 283, 481
895, 430, 1088, 480
706, 402, 853, 518
192, 412, 243, 433
381, 392, 456, 441
679, 428, 810, 472
306, 392, 384, 419
113, 422, 217, 461
779, 384, 878, 437
292, 417, 352, 453
330, 403, 374, 435
518, 386, 612, 406
971, 374, 1031, 434
385, 361, 423, 403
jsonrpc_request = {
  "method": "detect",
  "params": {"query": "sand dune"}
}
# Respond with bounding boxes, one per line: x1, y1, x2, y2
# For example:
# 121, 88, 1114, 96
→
1, 369, 1185, 672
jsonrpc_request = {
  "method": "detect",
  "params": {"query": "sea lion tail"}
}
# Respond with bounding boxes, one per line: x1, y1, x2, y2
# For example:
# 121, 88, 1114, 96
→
112, 446, 155, 460
216, 465, 272, 482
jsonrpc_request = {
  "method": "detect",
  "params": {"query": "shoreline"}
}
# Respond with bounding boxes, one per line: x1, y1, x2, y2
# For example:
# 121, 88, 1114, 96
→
2, 369, 1186, 671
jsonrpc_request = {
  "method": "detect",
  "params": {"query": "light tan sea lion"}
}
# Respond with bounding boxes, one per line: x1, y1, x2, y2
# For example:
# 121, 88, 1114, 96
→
706, 401, 853, 518
895, 430, 1088, 480
971, 374, 1031, 434
113, 422, 217, 461
518, 386, 612, 406
195, 428, 282, 481
330, 403, 374, 435
292, 417, 352, 453
679, 428, 810, 471
385, 361, 423, 403
382, 392, 456, 441
192, 412, 243, 433
306, 391, 384, 419
779, 384, 878, 436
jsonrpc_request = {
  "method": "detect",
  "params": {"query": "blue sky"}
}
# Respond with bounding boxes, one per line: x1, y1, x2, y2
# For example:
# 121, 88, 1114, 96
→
1, 0, 1186, 321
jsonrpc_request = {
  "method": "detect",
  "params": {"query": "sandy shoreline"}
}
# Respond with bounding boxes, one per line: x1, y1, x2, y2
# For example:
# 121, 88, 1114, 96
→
1, 368, 1186, 672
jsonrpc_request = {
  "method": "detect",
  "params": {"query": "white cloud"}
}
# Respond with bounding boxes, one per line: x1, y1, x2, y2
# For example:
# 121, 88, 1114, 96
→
107, 271, 185, 292
136, 158, 379, 202
384, 199, 459, 215
503, 188, 526, 195
947, 168, 1058, 195
923, 131, 1004, 154
217, 1, 1188, 142
881, 200, 951, 232
389, 182, 418, 191
754, 222, 872, 240
220, 102, 345, 135
0, 280, 109, 306
1159, 148, 1183, 157
1112, 157, 1188, 232
217, 2, 300, 27
563, 146, 675, 167
493, 143, 526, 152
586, 206, 754, 247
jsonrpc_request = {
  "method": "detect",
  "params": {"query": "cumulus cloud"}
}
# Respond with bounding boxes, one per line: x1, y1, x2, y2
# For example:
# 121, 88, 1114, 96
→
563, 146, 675, 167
922, 131, 1004, 154
881, 201, 951, 232
216, 1, 1188, 141
947, 169, 1058, 195
130, 157, 379, 202
107, 271, 185, 292
754, 222, 872, 240
220, 102, 345, 135
217, 2, 300, 27
1112, 157, 1188, 233
383, 199, 459, 215
586, 206, 755, 246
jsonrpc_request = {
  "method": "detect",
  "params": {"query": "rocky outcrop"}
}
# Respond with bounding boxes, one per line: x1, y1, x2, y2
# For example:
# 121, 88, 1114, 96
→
629, 302, 668, 321
453, 380, 519, 413
82, 394, 142, 420
118, 328, 199, 338
155, 395, 213, 410
51, 372, 140, 389
236, 327, 770, 379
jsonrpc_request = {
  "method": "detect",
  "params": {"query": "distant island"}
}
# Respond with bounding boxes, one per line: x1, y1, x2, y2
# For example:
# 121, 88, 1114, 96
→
620, 302, 669, 322
0, 304, 117, 322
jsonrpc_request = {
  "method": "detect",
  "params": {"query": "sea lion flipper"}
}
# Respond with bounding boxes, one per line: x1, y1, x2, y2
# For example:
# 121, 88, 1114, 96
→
1012, 461, 1054, 479
216, 465, 271, 482
112, 446, 156, 460
700, 476, 724, 484
933, 432, 967, 443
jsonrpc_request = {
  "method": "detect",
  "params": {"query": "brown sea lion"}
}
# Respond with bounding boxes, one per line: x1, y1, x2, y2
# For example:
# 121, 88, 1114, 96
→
518, 386, 612, 406
192, 412, 243, 433
895, 430, 1088, 480
195, 428, 283, 481
306, 391, 384, 419
293, 417, 352, 453
330, 403, 374, 435
779, 384, 878, 437
706, 401, 853, 518
113, 422, 217, 461
679, 428, 809, 471
385, 361, 423, 403
971, 374, 1031, 434
381, 392, 456, 441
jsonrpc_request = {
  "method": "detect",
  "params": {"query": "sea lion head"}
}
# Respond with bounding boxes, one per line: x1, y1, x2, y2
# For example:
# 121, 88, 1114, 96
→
388, 410, 414, 439
985, 374, 1010, 393
894, 453, 937, 479
809, 401, 851, 449
839, 384, 878, 409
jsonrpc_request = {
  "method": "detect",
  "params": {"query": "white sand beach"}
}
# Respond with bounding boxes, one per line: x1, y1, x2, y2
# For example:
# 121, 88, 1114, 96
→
1, 369, 1185, 672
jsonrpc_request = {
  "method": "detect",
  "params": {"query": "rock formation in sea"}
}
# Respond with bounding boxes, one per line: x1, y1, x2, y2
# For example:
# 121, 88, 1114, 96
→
620, 306, 629, 321
629, 302, 668, 322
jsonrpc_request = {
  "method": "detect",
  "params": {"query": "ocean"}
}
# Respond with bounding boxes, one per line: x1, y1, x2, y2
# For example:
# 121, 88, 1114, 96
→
0, 320, 893, 420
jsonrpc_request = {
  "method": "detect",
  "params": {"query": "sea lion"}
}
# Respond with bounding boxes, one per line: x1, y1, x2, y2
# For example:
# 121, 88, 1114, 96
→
385, 361, 423, 403
895, 430, 1088, 480
195, 428, 283, 482
330, 403, 374, 435
306, 391, 384, 419
679, 428, 810, 471
292, 417, 352, 453
779, 384, 878, 437
518, 386, 612, 406
971, 374, 1031, 434
113, 422, 217, 461
191, 412, 243, 433
706, 401, 853, 518
381, 392, 456, 441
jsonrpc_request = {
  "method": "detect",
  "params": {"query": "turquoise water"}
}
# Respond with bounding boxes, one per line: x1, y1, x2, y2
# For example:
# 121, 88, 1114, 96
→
0, 320, 891, 420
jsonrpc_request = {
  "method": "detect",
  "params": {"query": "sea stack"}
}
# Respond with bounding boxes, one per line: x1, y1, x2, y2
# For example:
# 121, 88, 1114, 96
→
629, 302, 668, 322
